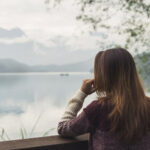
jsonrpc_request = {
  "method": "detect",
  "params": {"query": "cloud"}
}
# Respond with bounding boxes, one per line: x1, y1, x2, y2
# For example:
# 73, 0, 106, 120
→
0, 0, 102, 65
33, 42, 46, 56
0, 0, 80, 36
0, 27, 25, 39
0, 27, 29, 44
0, 27, 101, 65
0, 36, 29, 44
0, 39, 98, 65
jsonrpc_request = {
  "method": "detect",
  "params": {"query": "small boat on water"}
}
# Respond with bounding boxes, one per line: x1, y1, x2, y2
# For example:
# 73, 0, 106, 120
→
60, 73, 69, 76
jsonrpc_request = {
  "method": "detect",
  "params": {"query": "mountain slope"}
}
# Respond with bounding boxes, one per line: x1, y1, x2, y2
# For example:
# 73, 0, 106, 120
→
0, 58, 94, 72
0, 59, 31, 72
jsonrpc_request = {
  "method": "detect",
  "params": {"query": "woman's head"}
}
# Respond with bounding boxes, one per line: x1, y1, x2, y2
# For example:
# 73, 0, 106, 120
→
94, 48, 150, 144
94, 48, 144, 95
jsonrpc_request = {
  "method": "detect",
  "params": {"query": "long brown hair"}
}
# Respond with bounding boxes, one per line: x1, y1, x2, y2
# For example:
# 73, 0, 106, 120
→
94, 48, 150, 145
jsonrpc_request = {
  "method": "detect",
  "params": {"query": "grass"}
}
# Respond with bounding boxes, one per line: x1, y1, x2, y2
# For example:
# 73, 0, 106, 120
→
0, 113, 56, 141
0, 127, 10, 141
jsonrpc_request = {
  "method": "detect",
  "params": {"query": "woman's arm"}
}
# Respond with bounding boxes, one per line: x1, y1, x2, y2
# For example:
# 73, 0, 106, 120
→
57, 89, 91, 137
57, 79, 96, 137
59, 89, 87, 122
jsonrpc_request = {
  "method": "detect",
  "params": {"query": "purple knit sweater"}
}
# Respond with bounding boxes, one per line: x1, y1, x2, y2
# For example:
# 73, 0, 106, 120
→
57, 90, 150, 150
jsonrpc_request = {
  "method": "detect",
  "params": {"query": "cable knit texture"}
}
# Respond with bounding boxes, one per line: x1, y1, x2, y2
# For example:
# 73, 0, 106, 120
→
59, 89, 87, 122
57, 90, 150, 150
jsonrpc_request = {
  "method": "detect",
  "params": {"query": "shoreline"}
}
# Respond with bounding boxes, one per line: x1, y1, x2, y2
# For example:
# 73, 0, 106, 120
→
0, 72, 92, 76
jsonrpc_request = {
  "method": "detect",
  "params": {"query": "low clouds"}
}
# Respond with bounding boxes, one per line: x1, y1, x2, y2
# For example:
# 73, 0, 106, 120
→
0, 27, 25, 39
0, 27, 100, 65
0, 0, 102, 65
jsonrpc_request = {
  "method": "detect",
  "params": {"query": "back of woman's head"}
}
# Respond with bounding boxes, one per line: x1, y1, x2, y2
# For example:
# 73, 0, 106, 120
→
94, 48, 150, 144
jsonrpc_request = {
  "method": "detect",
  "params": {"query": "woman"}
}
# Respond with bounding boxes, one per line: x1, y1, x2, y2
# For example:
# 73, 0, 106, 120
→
57, 48, 150, 150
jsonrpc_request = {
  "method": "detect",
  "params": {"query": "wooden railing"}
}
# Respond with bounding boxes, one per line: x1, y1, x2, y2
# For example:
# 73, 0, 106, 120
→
0, 134, 89, 150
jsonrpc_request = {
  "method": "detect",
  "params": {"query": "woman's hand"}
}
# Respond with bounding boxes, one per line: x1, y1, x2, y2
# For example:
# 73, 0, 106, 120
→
80, 79, 97, 95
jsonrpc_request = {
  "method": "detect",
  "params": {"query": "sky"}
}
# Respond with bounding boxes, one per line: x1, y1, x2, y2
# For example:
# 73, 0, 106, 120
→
0, 0, 103, 65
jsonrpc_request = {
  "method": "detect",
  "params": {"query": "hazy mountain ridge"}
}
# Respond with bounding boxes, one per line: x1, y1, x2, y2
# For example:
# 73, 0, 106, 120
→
0, 58, 94, 72
0, 52, 149, 76
0, 54, 149, 89
0, 59, 31, 72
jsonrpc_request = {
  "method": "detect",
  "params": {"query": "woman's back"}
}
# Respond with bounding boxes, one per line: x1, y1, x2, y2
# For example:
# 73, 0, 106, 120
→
83, 99, 150, 150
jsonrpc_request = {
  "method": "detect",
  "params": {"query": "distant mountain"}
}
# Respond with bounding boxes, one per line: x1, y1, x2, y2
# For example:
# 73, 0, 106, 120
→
32, 58, 94, 72
0, 59, 31, 72
0, 54, 149, 89
0, 52, 149, 82
0, 58, 94, 73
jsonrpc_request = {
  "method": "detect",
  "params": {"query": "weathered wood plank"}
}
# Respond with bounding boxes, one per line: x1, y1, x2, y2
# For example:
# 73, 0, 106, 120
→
0, 134, 89, 150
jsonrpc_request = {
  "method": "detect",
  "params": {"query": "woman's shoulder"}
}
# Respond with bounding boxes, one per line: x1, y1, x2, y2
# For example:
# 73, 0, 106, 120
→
84, 100, 100, 110
83, 98, 111, 116
83, 100, 101, 112
83, 98, 112, 126
84, 96, 112, 110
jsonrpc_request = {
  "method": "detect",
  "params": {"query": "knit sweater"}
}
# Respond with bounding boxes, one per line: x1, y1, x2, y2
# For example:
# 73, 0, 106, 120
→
57, 90, 150, 150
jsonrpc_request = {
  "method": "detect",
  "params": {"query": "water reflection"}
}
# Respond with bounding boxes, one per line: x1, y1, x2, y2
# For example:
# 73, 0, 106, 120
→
0, 72, 97, 140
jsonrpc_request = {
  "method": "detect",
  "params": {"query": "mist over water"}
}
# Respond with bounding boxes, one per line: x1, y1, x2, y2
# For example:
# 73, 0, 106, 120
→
0, 72, 97, 140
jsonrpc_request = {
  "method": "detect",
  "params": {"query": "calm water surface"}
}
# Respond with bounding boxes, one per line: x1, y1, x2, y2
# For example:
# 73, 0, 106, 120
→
0, 72, 97, 140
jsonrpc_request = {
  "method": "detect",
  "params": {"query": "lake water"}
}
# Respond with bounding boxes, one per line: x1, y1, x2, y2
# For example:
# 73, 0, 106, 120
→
0, 72, 97, 141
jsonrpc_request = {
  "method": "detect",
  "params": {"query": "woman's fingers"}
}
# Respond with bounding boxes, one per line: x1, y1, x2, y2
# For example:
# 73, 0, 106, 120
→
81, 78, 96, 95
84, 78, 94, 84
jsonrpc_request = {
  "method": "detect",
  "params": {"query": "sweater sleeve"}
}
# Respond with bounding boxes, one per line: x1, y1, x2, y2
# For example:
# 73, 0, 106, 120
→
59, 89, 88, 122
57, 89, 91, 137
57, 111, 91, 137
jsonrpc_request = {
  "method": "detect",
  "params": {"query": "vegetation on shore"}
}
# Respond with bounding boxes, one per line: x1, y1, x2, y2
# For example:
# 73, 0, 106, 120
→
0, 114, 56, 141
